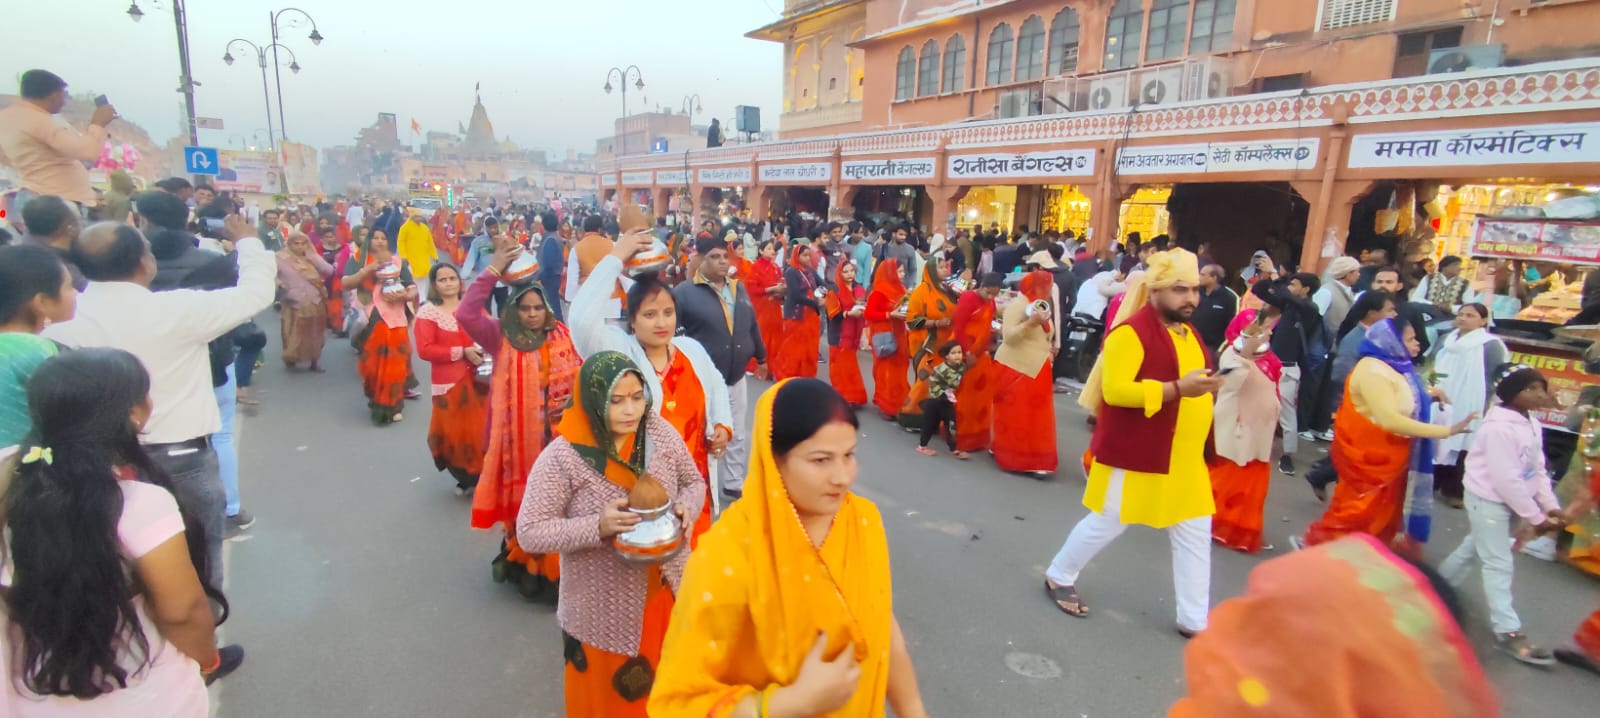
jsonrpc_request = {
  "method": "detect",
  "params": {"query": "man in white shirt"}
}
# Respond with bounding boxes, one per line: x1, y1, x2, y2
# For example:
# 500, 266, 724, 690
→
1074, 268, 1125, 321
345, 199, 365, 229
44, 217, 274, 595
1313, 256, 1361, 335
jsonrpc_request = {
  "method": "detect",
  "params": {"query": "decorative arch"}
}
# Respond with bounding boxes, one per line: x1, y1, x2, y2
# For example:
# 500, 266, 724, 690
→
986, 23, 1013, 85
917, 39, 940, 97
895, 45, 916, 101
1016, 15, 1045, 81
941, 34, 966, 93
1049, 7, 1081, 75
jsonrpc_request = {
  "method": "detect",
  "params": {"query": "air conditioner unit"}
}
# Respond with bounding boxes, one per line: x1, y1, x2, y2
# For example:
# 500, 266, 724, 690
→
1427, 44, 1505, 74
1182, 56, 1234, 101
1087, 75, 1129, 111
1042, 77, 1081, 113
997, 87, 1041, 119
1134, 66, 1184, 106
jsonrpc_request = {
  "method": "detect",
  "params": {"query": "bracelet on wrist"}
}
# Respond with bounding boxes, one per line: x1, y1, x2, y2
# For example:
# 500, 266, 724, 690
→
486, 266, 503, 277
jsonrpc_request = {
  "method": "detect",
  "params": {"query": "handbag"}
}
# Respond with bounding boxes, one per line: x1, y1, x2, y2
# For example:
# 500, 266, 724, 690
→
871, 331, 898, 358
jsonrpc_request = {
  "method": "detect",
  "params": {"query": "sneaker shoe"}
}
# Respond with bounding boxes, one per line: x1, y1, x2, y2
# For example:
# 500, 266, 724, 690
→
1278, 455, 1296, 476
204, 644, 246, 685
1297, 430, 1319, 442
1316, 429, 1335, 442
226, 510, 255, 532
1518, 535, 1557, 561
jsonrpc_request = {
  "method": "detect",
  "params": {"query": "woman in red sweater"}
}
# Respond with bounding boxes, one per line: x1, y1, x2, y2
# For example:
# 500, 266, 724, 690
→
415, 263, 490, 495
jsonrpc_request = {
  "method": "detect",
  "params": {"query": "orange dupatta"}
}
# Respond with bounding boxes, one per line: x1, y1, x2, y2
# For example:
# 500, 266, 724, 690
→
649, 380, 894, 718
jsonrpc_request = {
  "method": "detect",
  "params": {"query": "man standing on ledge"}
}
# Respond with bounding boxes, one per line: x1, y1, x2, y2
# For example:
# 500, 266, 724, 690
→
1041, 248, 1221, 637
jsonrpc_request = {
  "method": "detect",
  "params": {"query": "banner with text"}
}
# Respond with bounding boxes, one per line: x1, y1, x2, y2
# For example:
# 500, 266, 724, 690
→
278, 142, 321, 197
620, 171, 653, 186
946, 150, 1095, 180
758, 162, 833, 184
1348, 122, 1600, 168
600, 174, 616, 187
698, 166, 753, 185
655, 170, 688, 185
1471, 217, 1600, 266
1116, 138, 1320, 175
213, 150, 281, 194
841, 157, 937, 182
1510, 349, 1590, 432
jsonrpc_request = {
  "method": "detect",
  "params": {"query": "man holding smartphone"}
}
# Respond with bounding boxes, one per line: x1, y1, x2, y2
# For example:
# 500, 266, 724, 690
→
0, 70, 118, 218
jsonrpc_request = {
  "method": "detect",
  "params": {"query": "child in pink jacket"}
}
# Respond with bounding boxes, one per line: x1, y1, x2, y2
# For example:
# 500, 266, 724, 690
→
1439, 364, 1563, 666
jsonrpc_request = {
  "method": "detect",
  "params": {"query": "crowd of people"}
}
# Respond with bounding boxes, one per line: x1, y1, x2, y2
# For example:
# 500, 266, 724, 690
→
2, 66, 1600, 717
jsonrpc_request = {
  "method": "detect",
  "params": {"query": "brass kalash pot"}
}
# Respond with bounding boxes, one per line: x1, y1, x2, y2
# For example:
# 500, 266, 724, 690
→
613, 472, 684, 563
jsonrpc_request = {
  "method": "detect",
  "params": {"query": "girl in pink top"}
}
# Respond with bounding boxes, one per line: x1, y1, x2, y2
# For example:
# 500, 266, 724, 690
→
2, 348, 225, 717
1439, 364, 1563, 667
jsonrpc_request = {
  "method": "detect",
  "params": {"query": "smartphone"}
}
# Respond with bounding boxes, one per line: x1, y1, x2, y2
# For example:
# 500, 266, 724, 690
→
203, 217, 224, 233
93, 95, 109, 107
1215, 367, 1239, 376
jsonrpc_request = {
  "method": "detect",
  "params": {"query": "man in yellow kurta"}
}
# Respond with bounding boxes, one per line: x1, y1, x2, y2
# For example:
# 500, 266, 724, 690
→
395, 209, 437, 293
1043, 248, 1223, 635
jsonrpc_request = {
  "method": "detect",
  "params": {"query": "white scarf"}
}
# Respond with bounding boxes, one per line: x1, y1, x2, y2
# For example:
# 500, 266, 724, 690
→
1432, 328, 1501, 462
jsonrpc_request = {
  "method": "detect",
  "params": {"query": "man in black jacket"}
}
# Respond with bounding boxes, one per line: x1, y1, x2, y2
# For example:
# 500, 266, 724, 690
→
1251, 271, 1326, 476
673, 233, 766, 500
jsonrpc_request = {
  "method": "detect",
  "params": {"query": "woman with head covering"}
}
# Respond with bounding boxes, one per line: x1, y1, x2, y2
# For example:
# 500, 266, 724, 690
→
774, 244, 824, 380
865, 258, 911, 420
569, 232, 734, 541
416, 263, 490, 496
1298, 319, 1475, 553
1429, 303, 1508, 509
457, 244, 582, 598
992, 271, 1059, 476
1208, 309, 1281, 553
950, 272, 1004, 453
746, 240, 786, 378
824, 259, 869, 407
649, 379, 931, 718
515, 351, 706, 717
323, 224, 359, 336
276, 232, 334, 373
341, 228, 419, 425
1170, 535, 1498, 717
895, 257, 962, 432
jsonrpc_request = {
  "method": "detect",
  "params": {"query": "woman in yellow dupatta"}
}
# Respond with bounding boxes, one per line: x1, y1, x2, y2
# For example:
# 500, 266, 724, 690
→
650, 378, 930, 718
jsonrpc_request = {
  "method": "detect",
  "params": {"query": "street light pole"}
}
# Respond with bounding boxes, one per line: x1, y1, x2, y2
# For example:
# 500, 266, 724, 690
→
681, 94, 702, 116
224, 39, 298, 153
268, 7, 322, 143
127, 1, 199, 147
603, 65, 644, 156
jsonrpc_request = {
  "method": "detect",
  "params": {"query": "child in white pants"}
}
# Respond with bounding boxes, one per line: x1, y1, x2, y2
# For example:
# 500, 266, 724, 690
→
1438, 364, 1564, 666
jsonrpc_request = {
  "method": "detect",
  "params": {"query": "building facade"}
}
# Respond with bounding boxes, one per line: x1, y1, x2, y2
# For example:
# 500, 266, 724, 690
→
604, 0, 1600, 272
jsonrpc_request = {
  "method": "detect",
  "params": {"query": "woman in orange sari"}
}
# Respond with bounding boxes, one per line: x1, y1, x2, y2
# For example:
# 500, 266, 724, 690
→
745, 240, 785, 377
992, 271, 1059, 475
415, 263, 490, 495
1171, 534, 1498, 717
341, 229, 418, 425
1208, 309, 1281, 553
774, 244, 823, 380
516, 351, 706, 717
824, 259, 869, 407
865, 259, 911, 421
1299, 319, 1471, 552
650, 379, 930, 718
950, 272, 1003, 452
896, 259, 960, 431
458, 245, 582, 600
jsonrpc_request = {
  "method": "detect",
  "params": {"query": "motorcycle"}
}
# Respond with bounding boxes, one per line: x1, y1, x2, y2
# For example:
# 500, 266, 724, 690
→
1061, 312, 1106, 382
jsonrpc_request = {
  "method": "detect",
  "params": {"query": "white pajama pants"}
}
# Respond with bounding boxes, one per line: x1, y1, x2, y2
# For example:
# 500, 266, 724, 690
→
718, 377, 751, 495
1045, 469, 1213, 631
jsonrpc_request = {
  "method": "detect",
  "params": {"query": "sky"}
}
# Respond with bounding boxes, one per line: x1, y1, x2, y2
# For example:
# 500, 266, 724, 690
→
3, 0, 785, 156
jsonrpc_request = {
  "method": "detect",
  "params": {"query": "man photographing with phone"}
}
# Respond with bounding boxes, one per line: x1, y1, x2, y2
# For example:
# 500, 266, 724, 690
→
0, 69, 118, 218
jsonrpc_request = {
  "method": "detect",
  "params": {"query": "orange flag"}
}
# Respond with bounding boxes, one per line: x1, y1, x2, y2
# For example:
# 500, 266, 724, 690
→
410, 118, 421, 135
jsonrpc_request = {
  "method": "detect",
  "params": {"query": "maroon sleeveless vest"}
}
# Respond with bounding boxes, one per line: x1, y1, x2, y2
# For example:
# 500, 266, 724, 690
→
1088, 303, 1211, 474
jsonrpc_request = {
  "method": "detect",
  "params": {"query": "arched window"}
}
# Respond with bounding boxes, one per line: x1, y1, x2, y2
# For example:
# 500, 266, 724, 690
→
1103, 0, 1143, 70
895, 46, 915, 101
985, 23, 1013, 85
1189, 0, 1236, 54
917, 39, 940, 96
941, 35, 966, 93
1048, 8, 1081, 75
1015, 16, 1045, 81
1146, 0, 1191, 62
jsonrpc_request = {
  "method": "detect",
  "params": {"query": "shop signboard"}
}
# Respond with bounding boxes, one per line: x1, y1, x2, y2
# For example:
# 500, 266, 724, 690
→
1510, 348, 1590, 432
758, 162, 832, 184
655, 170, 688, 185
946, 150, 1095, 180
600, 174, 616, 187
1347, 122, 1600, 168
840, 157, 937, 182
1471, 217, 1600, 266
1116, 139, 1319, 175
620, 171, 653, 186
698, 166, 753, 185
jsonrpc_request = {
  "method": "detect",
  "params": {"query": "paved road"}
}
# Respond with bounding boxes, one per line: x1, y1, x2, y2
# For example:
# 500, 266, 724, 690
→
215, 318, 1600, 717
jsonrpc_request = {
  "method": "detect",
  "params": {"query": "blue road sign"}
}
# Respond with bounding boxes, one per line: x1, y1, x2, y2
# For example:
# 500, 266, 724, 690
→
650, 138, 669, 154
184, 146, 220, 175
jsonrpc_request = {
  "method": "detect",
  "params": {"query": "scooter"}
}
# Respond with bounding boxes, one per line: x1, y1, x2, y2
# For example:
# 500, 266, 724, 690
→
1062, 312, 1105, 382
